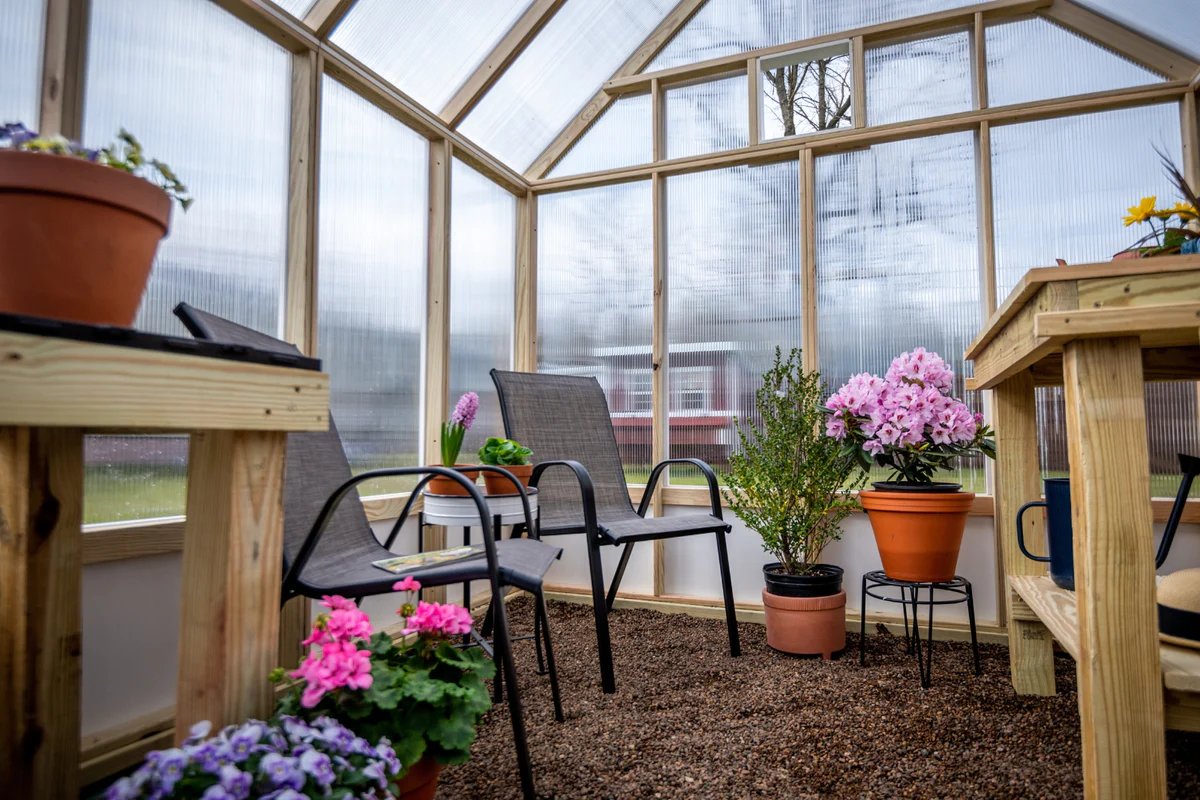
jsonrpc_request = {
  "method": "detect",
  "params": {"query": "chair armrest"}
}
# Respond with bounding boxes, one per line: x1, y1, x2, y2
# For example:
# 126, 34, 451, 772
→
637, 458, 723, 520
530, 460, 600, 535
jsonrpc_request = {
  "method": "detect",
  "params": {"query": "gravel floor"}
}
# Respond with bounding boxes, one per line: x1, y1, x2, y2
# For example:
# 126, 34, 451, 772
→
438, 597, 1200, 800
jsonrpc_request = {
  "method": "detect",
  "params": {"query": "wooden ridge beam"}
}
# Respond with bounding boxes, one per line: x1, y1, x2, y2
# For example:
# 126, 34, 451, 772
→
1041, 0, 1198, 81
302, 0, 356, 39
440, 0, 568, 127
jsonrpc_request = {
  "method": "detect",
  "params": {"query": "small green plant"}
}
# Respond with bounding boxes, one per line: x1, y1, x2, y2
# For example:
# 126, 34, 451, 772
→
477, 437, 533, 466
723, 347, 865, 576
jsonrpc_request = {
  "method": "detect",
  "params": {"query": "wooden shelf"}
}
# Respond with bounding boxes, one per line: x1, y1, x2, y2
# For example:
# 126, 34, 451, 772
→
1010, 575, 1200, 696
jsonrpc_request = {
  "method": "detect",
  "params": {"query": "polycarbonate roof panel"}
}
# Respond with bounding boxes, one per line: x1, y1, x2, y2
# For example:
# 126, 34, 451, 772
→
1075, 0, 1200, 61
331, 0, 536, 112
649, 0, 980, 71
460, 0, 677, 171
275, 0, 315, 18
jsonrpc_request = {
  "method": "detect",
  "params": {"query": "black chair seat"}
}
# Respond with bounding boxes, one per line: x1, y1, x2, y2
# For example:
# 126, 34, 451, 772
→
542, 510, 727, 543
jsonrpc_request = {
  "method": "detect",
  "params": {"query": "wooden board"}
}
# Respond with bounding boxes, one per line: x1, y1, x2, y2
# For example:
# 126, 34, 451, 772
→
0, 331, 329, 431
1034, 303, 1200, 343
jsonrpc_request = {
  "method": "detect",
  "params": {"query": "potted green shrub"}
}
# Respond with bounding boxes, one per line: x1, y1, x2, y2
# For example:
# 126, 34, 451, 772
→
0, 123, 191, 326
477, 436, 534, 494
724, 348, 865, 658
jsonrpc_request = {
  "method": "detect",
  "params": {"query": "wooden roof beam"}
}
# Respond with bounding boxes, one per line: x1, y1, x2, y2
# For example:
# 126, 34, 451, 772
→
302, 0, 357, 39
1041, 0, 1198, 80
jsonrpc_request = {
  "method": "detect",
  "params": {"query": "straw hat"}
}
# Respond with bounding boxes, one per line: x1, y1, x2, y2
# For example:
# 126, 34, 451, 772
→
1158, 568, 1200, 649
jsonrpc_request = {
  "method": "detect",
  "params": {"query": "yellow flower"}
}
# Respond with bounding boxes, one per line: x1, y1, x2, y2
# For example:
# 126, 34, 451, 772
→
1123, 196, 1157, 226
1169, 201, 1197, 220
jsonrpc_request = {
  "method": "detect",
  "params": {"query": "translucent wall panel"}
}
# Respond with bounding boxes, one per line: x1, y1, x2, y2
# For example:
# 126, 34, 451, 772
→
761, 44, 853, 139
815, 132, 983, 490
666, 74, 748, 158
450, 159, 516, 456
319, 77, 427, 492
1076, 0, 1200, 62
666, 163, 801, 483
0, 0, 45, 125
866, 30, 971, 126
650, 0, 977, 71
461, 0, 675, 171
83, 0, 290, 522
274, 0, 314, 17
986, 17, 1164, 108
331, 0, 533, 112
549, 93, 652, 178
991, 104, 1195, 495
538, 182, 653, 478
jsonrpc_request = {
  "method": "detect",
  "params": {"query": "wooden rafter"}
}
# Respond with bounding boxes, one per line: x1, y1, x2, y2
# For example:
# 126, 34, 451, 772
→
440, 0, 568, 127
524, 0, 709, 180
301, 0, 356, 39
1042, 0, 1198, 80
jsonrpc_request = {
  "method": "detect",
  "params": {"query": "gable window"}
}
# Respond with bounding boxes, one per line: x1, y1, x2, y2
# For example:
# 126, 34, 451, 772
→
759, 41, 854, 140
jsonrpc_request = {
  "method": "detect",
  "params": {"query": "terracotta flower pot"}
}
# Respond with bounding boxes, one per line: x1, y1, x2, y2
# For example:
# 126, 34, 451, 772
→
0, 150, 171, 326
762, 588, 846, 659
482, 464, 533, 495
860, 488, 975, 582
425, 465, 481, 496
394, 754, 441, 800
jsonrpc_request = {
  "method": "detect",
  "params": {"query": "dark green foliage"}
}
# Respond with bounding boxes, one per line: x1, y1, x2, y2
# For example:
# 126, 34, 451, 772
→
477, 436, 533, 466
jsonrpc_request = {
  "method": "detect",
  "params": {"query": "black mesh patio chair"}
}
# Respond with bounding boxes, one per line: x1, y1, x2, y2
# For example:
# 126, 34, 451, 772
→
174, 304, 564, 800
492, 369, 740, 694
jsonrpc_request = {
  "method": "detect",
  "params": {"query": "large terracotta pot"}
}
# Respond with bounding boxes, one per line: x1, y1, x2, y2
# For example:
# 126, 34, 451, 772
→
0, 150, 171, 326
482, 464, 533, 495
395, 754, 441, 800
762, 588, 846, 660
425, 465, 482, 496
860, 488, 975, 582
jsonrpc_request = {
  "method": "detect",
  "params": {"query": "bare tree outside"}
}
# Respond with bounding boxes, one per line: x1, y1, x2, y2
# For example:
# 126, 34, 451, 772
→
763, 52, 853, 137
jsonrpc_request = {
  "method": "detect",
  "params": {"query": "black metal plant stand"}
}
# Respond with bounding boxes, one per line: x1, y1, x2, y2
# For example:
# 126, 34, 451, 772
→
859, 570, 981, 688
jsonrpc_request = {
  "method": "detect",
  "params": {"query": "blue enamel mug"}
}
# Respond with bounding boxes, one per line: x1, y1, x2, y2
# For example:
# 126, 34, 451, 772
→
1016, 477, 1074, 591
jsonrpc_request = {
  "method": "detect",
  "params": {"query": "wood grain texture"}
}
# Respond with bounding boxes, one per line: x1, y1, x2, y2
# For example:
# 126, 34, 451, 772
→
977, 122, 997, 313
514, 193, 538, 372
1063, 337, 1166, 798
851, 36, 867, 128
1075, 269, 1200, 310
176, 431, 287, 741
1034, 303, 1200, 342
0, 332, 329, 431
651, 173, 667, 594
284, 49, 321, 354
37, 0, 88, 139
968, 280, 1078, 390
300, 0, 355, 38
1009, 575, 1080, 660
81, 518, 184, 565
992, 374, 1057, 696
800, 149, 819, 374
973, 12, 988, 109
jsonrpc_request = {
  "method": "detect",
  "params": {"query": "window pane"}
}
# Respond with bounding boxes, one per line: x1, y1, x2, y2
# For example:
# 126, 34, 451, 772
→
82, 0, 290, 523
866, 30, 972, 125
761, 44, 853, 140
548, 93, 652, 177
666, 162, 802, 483
1075, 0, 1200, 61
450, 159, 515, 456
986, 16, 1163, 108
461, 0, 675, 171
319, 77, 427, 492
538, 182, 653, 479
650, 0, 977, 71
815, 132, 983, 491
331, 0, 534, 112
1, 0, 45, 125
666, 74, 748, 158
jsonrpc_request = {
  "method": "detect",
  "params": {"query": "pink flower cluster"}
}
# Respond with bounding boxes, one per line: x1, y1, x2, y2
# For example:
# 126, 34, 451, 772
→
825, 348, 982, 457
291, 596, 375, 709
392, 577, 474, 638
449, 391, 479, 430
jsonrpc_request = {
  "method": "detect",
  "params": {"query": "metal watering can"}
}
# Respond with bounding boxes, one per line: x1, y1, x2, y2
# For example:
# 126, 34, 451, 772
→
1016, 453, 1200, 590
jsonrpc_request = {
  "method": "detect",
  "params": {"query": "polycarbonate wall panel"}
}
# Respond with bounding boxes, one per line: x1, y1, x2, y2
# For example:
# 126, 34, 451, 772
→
319, 77, 427, 493
815, 132, 983, 491
866, 31, 972, 126
460, 0, 675, 171
650, 0, 977, 71
986, 17, 1164, 108
1076, 0, 1200, 61
331, 0, 534, 112
0, 0, 45, 125
82, 0, 290, 523
549, 93, 652, 178
665, 74, 748, 159
666, 163, 802, 483
538, 181, 654, 477
274, 0, 314, 17
449, 159, 516, 456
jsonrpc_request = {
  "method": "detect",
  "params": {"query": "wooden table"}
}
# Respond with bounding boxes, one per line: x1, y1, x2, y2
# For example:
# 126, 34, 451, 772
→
0, 329, 329, 797
965, 254, 1200, 799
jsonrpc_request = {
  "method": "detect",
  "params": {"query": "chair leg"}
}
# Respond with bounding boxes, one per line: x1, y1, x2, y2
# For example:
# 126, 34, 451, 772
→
533, 592, 546, 675
490, 584, 537, 800
715, 529, 741, 657
585, 533, 617, 694
536, 590, 565, 723
605, 541, 635, 612
859, 573, 867, 666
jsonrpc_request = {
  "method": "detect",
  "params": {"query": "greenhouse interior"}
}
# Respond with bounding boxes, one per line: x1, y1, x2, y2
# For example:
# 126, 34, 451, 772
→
4, 0, 1200, 797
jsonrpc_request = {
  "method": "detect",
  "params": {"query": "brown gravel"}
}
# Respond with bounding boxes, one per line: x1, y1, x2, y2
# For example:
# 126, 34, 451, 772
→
438, 597, 1200, 800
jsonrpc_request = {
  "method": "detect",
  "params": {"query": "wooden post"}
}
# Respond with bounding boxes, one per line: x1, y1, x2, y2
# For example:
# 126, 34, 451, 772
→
746, 58, 760, 146
851, 36, 867, 128
514, 193, 538, 373
38, 0, 89, 139
651, 172, 667, 595
992, 371, 1057, 695
1063, 337, 1166, 798
799, 149, 818, 374
973, 11, 988, 110
0, 427, 83, 798
176, 430, 287, 739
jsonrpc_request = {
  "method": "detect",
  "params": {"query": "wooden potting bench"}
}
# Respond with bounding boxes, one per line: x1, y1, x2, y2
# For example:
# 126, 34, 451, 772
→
966, 254, 1200, 799
0, 326, 329, 798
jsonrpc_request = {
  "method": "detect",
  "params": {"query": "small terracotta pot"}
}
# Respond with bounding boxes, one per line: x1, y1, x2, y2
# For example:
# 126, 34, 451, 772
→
482, 464, 533, 495
860, 489, 975, 582
762, 589, 846, 659
425, 465, 481, 496
0, 150, 171, 326
394, 754, 441, 800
